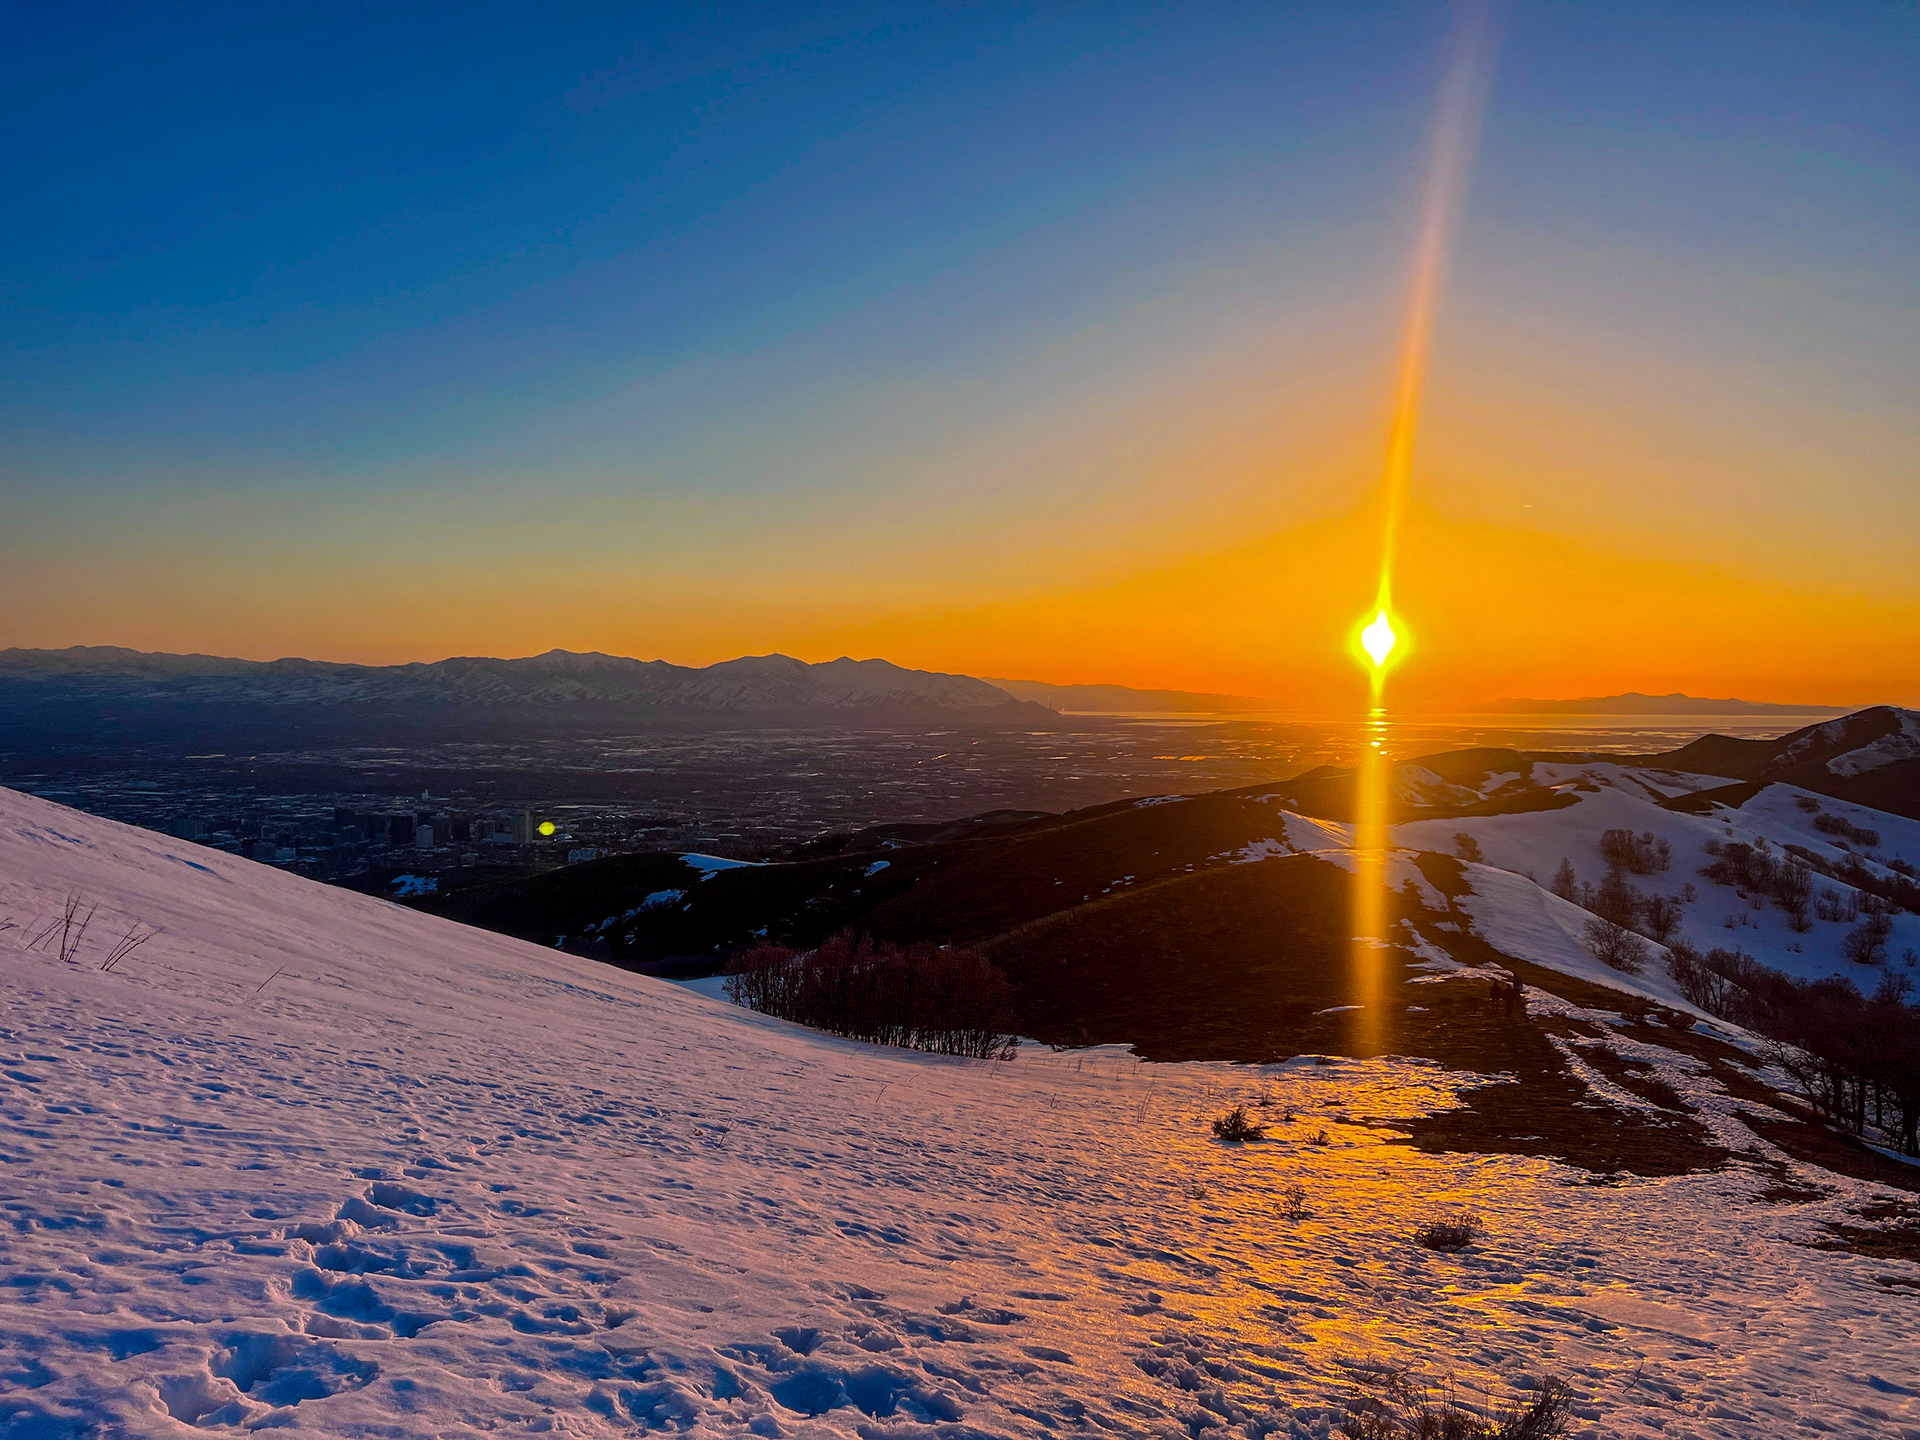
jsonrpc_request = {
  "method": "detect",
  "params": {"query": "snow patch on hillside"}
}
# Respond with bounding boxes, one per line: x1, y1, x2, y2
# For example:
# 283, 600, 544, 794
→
682, 853, 763, 877
1826, 711, 1920, 776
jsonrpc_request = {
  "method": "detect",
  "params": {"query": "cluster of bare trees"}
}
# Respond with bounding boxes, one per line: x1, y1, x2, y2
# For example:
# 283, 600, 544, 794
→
1784, 841, 1920, 917
1668, 941, 1920, 1156
725, 932, 1017, 1060
1551, 851, 1694, 973
1599, 827, 1671, 876
1702, 837, 1819, 930
1813, 811, 1882, 847
1550, 824, 1912, 975
1699, 836, 1908, 962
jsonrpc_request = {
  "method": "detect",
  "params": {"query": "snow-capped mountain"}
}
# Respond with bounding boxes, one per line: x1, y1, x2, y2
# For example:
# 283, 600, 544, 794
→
1658, 706, 1920, 819
0, 646, 1031, 712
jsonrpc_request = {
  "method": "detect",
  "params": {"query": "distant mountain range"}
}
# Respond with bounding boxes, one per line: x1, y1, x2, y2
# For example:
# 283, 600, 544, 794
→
985, 678, 1275, 713
0, 646, 1047, 743
0, 645, 1886, 748
1469, 692, 1846, 716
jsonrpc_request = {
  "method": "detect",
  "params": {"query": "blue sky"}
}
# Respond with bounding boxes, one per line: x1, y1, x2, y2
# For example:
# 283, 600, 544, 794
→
4, 2, 1916, 701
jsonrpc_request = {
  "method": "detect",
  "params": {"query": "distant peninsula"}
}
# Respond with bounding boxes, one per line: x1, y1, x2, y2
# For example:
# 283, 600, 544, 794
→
986, 679, 1275, 713
1467, 691, 1847, 716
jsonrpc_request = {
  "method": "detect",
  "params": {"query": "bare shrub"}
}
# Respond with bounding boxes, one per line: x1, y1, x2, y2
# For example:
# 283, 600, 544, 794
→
1667, 939, 1754, 1016
1414, 1213, 1483, 1252
1581, 917, 1648, 974
1815, 812, 1881, 848
29, 894, 98, 964
724, 933, 1016, 1059
1844, 912, 1894, 967
1550, 859, 1577, 901
1337, 1363, 1573, 1439
1279, 1181, 1309, 1220
1211, 1105, 1266, 1143
1815, 887, 1859, 924
1775, 860, 1814, 932
1638, 892, 1683, 944
101, 923, 154, 974
1587, 875, 1640, 929
1600, 828, 1670, 875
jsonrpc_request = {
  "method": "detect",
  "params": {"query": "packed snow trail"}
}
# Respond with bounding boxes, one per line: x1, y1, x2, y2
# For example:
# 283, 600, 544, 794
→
1, 787, 1916, 1437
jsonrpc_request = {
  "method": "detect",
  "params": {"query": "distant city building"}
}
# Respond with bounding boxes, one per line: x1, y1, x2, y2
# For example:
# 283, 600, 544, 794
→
566, 847, 601, 864
513, 810, 534, 846
414, 824, 435, 850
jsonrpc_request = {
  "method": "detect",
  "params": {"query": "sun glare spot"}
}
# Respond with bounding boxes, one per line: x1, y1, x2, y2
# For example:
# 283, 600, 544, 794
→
1360, 610, 1398, 669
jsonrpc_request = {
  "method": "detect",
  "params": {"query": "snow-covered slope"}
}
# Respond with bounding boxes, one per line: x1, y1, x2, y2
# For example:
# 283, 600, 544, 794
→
1396, 765, 1920, 985
3, 786, 1918, 1437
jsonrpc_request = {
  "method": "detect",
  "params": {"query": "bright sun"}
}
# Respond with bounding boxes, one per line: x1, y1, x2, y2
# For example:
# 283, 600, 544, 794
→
1360, 609, 1398, 668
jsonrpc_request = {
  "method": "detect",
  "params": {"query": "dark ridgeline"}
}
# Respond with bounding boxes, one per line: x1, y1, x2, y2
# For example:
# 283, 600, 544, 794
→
0, 645, 1051, 745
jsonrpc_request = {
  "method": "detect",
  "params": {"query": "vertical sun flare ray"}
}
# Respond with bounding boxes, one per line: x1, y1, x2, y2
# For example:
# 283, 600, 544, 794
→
1348, 2, 1498, 1056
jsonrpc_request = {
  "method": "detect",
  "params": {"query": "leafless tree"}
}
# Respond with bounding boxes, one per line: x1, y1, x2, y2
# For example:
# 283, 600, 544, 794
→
1845, 912, 1894, 967
1582, 916, 1648, 974
1639, 893, 1683, 945
1551, 858, 1577, 901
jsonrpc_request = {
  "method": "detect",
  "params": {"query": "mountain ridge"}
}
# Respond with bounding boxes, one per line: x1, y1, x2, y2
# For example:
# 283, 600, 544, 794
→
0, 644, 1039, 713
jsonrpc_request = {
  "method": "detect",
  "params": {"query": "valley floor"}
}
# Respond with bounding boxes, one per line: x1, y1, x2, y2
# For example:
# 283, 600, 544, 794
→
2, 787, 1918, 1438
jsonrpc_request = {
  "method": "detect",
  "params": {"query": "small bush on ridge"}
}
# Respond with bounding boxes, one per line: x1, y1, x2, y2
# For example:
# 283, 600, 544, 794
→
1338, 1365, 1572, 1440
1414, 1213, 1483, 1252
1211, 1105, 1266, 1143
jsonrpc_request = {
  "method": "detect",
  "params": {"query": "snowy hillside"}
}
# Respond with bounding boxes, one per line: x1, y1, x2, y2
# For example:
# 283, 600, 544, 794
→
1395, 763, 1920, 985
3, 784, 1919, 1437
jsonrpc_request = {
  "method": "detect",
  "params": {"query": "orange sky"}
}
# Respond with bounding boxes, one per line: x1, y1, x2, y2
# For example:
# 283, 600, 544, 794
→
6, 10, 1916, 710
7, 496, 1915, 709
